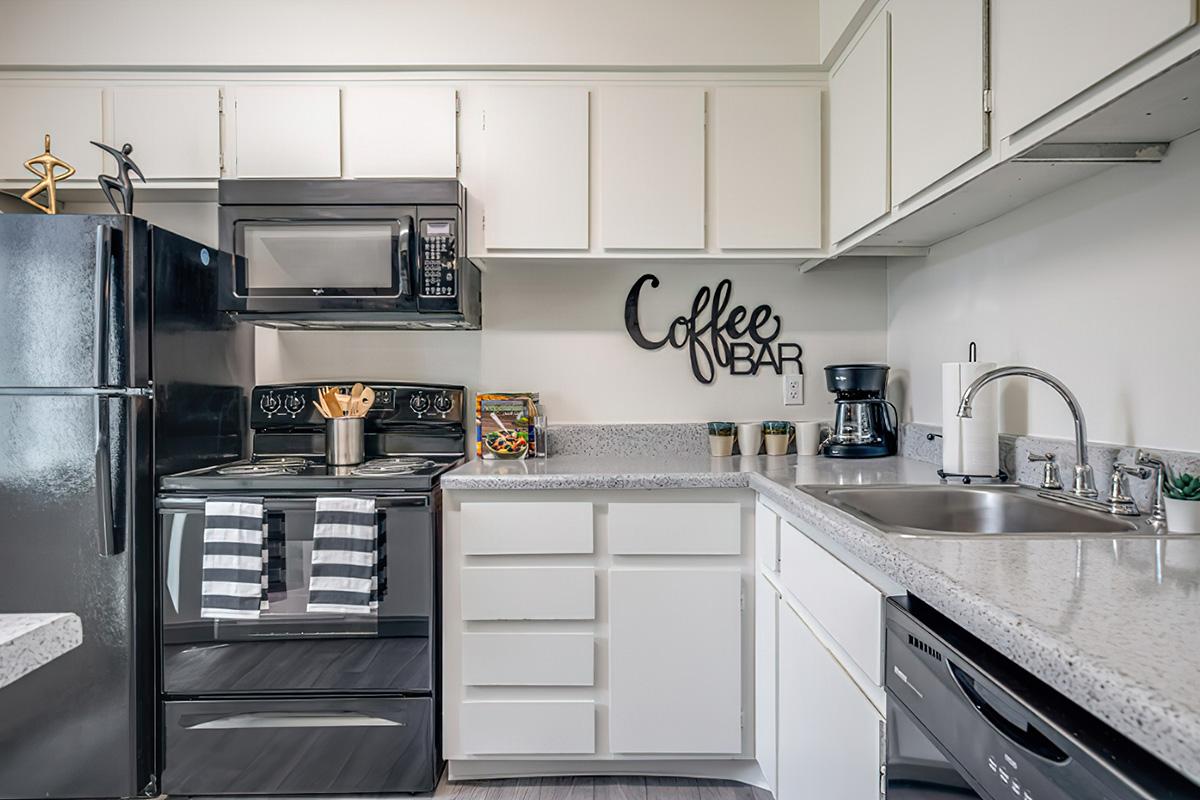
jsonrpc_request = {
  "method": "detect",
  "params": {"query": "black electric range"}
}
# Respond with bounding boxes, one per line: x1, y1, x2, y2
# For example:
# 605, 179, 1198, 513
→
155, 382, 465, 797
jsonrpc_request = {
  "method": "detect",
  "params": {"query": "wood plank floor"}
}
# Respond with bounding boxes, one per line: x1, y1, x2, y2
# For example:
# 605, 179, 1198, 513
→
197, 775, 773, 800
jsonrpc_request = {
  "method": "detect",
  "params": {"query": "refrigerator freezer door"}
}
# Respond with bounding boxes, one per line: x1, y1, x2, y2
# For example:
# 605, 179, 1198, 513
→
0, 392, 153, 799
0, 214, 138, 389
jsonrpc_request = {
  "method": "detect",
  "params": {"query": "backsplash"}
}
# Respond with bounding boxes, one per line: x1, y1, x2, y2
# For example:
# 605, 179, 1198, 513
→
901, 423, 1200, 512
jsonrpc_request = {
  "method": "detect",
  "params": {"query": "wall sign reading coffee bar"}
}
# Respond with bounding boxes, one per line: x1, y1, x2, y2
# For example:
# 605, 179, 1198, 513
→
624, 273, 803, 385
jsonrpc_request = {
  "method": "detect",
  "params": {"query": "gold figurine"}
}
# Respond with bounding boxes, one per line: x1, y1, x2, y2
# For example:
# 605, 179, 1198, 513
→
21, 134, 76, 214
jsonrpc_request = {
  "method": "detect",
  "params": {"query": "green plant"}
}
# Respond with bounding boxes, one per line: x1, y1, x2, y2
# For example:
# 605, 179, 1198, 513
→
1165, 472, 1200, 501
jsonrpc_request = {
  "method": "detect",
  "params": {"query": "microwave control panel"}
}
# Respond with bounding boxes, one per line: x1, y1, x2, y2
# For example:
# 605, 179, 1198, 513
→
419, 219, 458, 298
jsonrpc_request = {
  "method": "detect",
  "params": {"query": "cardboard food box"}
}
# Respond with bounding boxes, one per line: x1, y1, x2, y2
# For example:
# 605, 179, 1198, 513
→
476, 393, 539, 459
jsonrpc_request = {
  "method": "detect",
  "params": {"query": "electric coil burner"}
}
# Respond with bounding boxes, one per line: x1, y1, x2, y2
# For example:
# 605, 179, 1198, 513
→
156, 382, 465, 797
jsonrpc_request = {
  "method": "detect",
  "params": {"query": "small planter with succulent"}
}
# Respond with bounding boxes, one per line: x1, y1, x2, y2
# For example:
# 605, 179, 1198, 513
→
1164, 471, 1200, 533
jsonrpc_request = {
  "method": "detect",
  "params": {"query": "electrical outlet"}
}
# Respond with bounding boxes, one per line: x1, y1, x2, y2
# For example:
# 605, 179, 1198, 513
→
783, 373, 804, 405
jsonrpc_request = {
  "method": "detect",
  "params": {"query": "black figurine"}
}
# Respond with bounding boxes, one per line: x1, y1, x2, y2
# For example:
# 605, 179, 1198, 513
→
90, 141, 145, 214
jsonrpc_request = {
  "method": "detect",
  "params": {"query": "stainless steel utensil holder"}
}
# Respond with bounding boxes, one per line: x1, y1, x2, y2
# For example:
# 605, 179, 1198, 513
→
326, 417, 365, 465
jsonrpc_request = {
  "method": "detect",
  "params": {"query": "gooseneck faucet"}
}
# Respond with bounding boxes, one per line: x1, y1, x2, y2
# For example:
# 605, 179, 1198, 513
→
956, 366, 1098, 499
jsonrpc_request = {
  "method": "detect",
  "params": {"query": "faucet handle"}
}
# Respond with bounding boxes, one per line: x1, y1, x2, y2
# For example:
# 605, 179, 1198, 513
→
1134, 450, 1170, 526
1108, 463, 1151, 515
1028, 452, 1063, 491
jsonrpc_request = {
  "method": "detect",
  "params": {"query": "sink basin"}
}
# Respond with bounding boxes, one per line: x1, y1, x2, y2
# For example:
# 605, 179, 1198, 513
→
799, 484, 1151, 537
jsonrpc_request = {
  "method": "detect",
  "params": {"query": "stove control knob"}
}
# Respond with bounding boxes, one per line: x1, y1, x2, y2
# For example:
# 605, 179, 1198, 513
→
283, 393, 305, 415
433, 393, 453, 414
260, 392, 281, 415
409, 392, 430, 413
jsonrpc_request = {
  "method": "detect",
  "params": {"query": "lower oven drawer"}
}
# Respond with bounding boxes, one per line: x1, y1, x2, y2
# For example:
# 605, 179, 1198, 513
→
162, 697, 437, 796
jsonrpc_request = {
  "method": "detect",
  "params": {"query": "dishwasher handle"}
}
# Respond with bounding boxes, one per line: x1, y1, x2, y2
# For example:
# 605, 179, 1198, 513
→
948, 659, 1069, 764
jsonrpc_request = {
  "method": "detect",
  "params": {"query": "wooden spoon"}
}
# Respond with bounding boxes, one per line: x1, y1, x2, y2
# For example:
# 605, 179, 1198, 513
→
358, 386, 375, 416
349, 383, 365, 417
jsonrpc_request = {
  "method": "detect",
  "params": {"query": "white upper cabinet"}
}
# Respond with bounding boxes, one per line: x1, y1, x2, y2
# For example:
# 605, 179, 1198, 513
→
608, 568, 742, 754
111, 86, 221, 180
829, 11, 890, 244
890, 0, 987, 204
342, 85, 458, 178
232, 85, 341, 178
483, 86, 590, 250
820, 0, 874, 63
599, 86, 705, 250
0, 86, 103, 181
777, 602, 883, 800
715, 86, 821, 250
993, 0, 1195, 140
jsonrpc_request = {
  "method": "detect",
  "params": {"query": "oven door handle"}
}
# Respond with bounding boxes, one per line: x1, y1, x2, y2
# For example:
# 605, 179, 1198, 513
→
948, 659, 1069, 763
158, 495, 429, 512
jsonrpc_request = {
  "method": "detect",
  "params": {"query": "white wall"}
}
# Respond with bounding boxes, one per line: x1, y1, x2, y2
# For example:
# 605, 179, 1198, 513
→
258, 259, 887, 423
887, 129, 1200, 452
0, 0, 819, 69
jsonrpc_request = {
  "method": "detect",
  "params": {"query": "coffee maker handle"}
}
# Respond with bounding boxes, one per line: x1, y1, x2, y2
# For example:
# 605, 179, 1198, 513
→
884, 400, 899, 433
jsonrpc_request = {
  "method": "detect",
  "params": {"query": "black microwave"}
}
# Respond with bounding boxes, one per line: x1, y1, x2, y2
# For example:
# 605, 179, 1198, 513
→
217, 179, 481, 329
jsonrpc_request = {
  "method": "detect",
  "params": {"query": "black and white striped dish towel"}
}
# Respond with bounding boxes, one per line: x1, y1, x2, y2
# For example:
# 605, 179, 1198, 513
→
307, 496, 378, 615
201, 497, 268, 619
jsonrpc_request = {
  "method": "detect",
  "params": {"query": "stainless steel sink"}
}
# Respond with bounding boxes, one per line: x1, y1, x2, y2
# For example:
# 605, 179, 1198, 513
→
798, 484, 1159, 538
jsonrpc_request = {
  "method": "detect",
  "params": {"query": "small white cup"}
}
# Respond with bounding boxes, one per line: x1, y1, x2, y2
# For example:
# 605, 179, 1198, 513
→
737, 422, 763, 456
796, 421, 824, 456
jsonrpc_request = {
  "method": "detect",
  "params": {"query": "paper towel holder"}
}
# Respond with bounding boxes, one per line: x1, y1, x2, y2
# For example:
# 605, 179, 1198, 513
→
927, 433, 1009, 485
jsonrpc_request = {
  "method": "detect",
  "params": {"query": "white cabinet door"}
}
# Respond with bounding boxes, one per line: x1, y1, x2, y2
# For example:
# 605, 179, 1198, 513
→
483, 86, 589, 250
993, 0, 1195, 140
755, 574, 779, 794
599, 86, 705, 249
233, 85, 341, 178
829, 11, 890, 244
0, 86, 103, 180
111, 86, 221, 179
778, 601, 883, 800
609, 569, 742, 754
715, 86, 821, 250
890, 0, 987, 203
343, 85, 458, 178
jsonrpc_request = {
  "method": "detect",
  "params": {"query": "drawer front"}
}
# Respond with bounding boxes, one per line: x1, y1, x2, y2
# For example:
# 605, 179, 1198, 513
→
460, 701, 595, 755
609, 502, 741, 555
462, 501, 593, 554
461, 567, 595, 620
162, 697, 436, 796
755, 500, 780, 571
463, 632, 594, 686
779, 521, 883, 685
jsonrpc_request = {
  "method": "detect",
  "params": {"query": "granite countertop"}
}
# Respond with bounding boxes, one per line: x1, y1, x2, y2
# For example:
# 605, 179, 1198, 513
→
444, 454, 1200, 786
0, 613, 82, 690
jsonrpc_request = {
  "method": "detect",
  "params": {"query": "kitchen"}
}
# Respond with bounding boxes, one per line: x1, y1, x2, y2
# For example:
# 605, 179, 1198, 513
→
1, 1, 1199, 799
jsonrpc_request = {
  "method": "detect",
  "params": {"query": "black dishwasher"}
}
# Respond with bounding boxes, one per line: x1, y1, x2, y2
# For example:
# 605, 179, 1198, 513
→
884, 596, 1200, 799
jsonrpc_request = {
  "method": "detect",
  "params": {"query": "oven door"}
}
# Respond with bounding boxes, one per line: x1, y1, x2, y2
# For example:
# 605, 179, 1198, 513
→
217, 205, 417, 314
159, 494, 434, 695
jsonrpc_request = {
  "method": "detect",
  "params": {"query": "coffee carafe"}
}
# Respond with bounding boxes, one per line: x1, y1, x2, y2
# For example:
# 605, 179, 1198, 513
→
822, 364, 898, 458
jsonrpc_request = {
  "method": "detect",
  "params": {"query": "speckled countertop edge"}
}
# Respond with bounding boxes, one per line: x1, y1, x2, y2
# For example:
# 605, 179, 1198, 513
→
0, 613, 82, 689
444, 455, 1200, 785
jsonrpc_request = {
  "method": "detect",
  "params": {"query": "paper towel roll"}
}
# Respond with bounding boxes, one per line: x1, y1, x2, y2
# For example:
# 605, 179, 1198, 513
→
942, 361, 999, 476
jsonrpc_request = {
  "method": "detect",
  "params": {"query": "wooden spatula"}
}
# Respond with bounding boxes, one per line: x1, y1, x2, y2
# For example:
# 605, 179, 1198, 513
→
349, 383, 365, 417
358, 386, 375, 416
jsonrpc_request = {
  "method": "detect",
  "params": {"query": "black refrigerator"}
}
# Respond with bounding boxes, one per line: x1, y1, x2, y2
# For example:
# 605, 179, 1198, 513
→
0, 214, 253, 799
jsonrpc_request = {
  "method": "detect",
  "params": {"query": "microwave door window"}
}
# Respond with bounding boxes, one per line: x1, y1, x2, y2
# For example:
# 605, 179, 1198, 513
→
240, 222, 398, 295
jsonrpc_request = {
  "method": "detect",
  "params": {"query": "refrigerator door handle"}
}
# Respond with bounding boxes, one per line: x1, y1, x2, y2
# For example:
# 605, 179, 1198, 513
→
95, 393, 119, 557
94, 224, 113, 388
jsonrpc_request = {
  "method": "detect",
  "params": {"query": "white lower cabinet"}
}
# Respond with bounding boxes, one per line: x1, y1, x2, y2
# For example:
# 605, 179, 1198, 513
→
609, 568, 743, 754
777, 600, 884, 800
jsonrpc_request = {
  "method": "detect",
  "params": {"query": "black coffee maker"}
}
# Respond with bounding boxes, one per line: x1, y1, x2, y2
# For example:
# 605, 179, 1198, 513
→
822, 364, 898, 458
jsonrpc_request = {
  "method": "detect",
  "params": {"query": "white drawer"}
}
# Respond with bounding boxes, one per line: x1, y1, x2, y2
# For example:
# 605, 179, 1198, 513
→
755, 500, 780, 571
460, 701, 595, 754
778, 521, 883, 685
463, 633, 594, 686
461, 502, 593, 554
461, 567, 595, 620
608, 502, 741, 555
